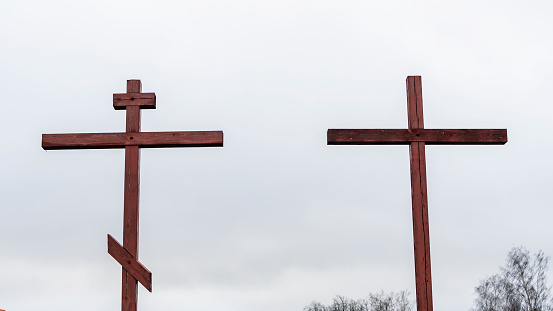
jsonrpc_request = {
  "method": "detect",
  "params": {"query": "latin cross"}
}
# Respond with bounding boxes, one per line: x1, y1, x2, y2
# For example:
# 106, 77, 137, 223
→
42, 80, 223, 311
327, 76, 507, 311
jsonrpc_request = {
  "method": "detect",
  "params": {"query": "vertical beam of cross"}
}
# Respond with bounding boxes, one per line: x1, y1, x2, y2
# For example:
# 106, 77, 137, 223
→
42, 80, 223, 311
407, 76, 432, 310
122, 80, 141, 311
327, 76, 507, 311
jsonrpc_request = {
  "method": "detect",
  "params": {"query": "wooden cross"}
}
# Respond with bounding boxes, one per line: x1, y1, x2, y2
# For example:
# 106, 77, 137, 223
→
327, 76, 507, 311
42, 80, 223, 311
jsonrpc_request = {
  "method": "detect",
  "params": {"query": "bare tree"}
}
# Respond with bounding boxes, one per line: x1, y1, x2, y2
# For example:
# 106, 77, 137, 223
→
393, 291, 414, 311
330, 295, 352, 311
503, 247, 552, 311
472, 274, 520, 311
369, 291, 413, 311
471, 247, 553, 311
303, 291, 412, 311
351, 298, 370, 311
304, 301, 328, 311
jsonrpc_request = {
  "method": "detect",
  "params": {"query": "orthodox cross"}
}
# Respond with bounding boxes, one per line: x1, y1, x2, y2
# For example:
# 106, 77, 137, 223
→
327, 76, 507, 311
42, 80, 223, 311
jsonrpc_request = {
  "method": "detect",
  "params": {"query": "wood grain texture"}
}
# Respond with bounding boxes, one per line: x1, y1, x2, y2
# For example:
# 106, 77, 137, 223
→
122, 143, 139, 311
113, 93, 156, 110
409, 141, 433, 311
326, 76, 509, 311
122, 268, 136, 311
327, 129, 507, 145
407, 76, 424, 130
407, 76, 433, 311
122, 81, 141, 311
123, 143, 140, 256
127, 80, 142, 94
42, 131, 224, 149
41, 79, 224, 311
108, 235, 152, 292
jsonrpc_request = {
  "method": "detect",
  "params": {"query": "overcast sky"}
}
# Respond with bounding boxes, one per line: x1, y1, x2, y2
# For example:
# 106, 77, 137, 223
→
1, 0, 553, 310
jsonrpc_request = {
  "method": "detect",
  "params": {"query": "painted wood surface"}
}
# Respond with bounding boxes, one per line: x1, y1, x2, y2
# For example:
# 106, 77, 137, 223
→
108, 234, 152, 292
122, 81, 141, 311
42, 131, 224, 149
327, 129, 507, 145
407, 76, 433, 311
327, 76, 507, 311
113, 92, 156, 110
42, 79, 223, 311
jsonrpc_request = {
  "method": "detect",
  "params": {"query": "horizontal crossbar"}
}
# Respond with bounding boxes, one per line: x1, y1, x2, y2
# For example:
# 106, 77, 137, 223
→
327, 129, 507, 145
113, 92, 156, 110
42, 131, 223, 150
107, 234, 152, 292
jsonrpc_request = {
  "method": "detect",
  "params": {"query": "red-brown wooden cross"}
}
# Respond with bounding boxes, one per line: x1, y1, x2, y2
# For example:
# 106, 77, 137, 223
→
327, 76, 507, 311
42, 80, 223, 311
